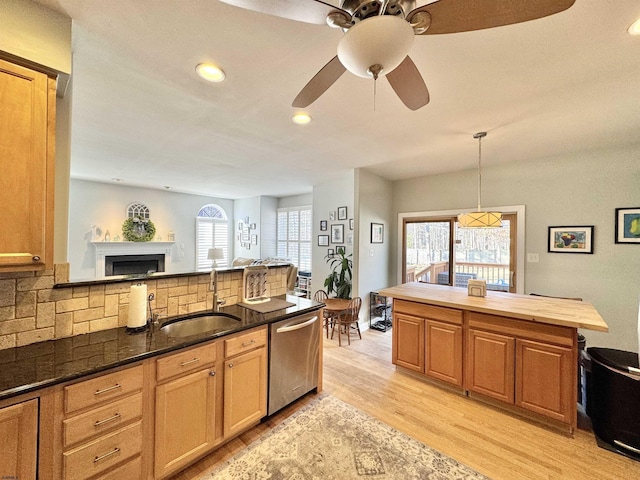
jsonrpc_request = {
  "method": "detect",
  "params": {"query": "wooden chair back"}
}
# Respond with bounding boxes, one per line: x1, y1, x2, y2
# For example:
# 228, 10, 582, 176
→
313, 290, 328, 302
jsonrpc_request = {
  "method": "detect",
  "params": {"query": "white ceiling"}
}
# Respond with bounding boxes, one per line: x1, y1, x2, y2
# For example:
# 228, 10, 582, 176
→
33, 0, 640, 199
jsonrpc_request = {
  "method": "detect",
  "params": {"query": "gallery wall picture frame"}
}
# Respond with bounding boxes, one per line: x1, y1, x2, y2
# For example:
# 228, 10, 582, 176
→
318, 235, 329, 247
320, 220, 327, 231
349, 218, 354, 230
338, 206, 347, 220
327, 248, 334, 257
371, 223, 384, 244
548, 226, 594, 253
336, 246, 345, 254
331, 224, 344, 244
329, 211, 336, 221
347, 233, 353, 245
251, 234, 258, 245
615, 207, 640, 244
250, 223, 256, 229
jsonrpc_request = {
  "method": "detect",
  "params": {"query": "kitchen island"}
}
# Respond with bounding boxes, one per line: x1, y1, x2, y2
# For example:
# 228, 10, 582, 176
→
379, 282, 608, 432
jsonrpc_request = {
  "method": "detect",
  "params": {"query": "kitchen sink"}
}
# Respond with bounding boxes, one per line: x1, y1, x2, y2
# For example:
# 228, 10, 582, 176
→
159, 312, 241, 338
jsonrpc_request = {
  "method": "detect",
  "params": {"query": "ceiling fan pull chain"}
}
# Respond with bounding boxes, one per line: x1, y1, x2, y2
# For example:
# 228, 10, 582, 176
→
373, 77, 377, 112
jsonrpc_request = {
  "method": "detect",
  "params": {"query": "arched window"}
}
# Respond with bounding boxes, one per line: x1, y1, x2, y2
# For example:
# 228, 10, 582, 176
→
196, 204, 229, 270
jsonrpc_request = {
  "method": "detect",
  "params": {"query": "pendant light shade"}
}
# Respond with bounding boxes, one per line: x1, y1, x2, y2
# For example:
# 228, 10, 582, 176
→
337, 15, 414, 79
458, 132, 503, 228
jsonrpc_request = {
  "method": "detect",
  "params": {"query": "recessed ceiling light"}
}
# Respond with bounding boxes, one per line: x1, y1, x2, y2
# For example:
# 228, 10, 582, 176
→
164, 186, 172, 190
629, 17, 640, 35
292, 112, 312, 125
111, 178, 124, 182
195, 63, 225, 82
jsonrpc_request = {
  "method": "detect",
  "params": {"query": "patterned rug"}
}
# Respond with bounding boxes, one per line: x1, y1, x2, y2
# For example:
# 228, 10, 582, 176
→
202, 394, 489, 479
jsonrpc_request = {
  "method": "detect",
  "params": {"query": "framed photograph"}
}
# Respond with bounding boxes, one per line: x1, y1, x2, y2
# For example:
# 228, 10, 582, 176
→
548, 226, 594, 253
329, 211, 336, 221
250, 223, 256, 230
251, 234, 258, 245
331, 224, 344, 244
242, 225, 250, 242
238, 222, 243, 231
349, 218, 354, 230
320, 220, 327, 231
336, 245, 345, 255
347, 233, 353, 245
615, 207, 640, 244
371, 223, 384, 244
327, 248, 334, 257
338, 206, 347, 220
318, 235, 329, 247
243, 216, 249, 224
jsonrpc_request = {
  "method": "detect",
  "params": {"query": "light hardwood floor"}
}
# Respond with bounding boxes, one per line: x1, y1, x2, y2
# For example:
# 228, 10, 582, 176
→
173, 329, 639, 480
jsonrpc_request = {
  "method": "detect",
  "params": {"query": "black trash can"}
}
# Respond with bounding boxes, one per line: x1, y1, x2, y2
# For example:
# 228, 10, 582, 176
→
587, 347, 640, 460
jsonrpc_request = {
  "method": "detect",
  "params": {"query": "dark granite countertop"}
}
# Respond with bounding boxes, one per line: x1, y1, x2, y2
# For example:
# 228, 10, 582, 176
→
0, 295, 322, 402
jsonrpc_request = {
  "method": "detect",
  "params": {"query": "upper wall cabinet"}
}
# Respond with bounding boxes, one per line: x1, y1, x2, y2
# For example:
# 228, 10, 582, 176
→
0, 59, 55, 272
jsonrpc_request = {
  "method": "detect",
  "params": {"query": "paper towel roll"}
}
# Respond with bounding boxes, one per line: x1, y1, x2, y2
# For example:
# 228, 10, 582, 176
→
128, 283, 148, 330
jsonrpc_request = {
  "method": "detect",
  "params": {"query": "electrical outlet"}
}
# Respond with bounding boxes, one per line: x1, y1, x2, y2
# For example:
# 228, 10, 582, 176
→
369, 248, 374, 257
179, 251, 184, 258
527, 253, 539, 263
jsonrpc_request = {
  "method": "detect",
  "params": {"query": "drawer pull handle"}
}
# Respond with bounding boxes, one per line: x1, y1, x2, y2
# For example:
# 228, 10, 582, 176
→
241, 339, 256, 347
94, 447, 120, 463
228, 363, 233, 368
94, 413, 121, 427
94, 384, 122, 396
209, 370, 216, 376
180, 357, 200, 367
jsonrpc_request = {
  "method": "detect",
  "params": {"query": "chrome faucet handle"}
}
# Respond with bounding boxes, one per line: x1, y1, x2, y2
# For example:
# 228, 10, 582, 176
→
153, 312, 168, 325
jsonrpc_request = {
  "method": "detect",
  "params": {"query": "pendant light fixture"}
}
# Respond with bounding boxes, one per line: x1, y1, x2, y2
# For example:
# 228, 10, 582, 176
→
457, 132, 503, 228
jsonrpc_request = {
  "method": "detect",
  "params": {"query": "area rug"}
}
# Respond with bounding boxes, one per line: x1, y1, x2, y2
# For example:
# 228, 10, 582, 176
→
202, 395, 489, 479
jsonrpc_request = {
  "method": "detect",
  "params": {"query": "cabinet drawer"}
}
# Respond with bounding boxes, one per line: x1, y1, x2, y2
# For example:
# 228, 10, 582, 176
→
63, 392, 142, 448
93, 456, 141, 480
156, 342, 217, 382
394, 300, 462, 324
63, 421, 142, 480
225, 327, 267, 358
65, 365, 143, 414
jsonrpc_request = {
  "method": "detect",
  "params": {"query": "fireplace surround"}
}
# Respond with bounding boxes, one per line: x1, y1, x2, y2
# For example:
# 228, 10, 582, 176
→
92, 241, 174, 279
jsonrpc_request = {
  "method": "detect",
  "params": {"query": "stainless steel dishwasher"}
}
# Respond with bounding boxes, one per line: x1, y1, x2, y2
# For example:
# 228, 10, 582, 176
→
268, 311, 320, 415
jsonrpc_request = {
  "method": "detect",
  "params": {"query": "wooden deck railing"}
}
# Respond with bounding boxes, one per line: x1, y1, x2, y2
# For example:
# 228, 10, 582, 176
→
406, 261, 509, 287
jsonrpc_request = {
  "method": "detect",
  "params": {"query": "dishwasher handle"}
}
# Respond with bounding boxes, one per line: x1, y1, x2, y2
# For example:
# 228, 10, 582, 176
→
276, 316, 318, 333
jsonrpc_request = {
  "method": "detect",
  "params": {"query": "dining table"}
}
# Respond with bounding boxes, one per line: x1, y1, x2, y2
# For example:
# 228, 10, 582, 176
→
322, 297, 352, 315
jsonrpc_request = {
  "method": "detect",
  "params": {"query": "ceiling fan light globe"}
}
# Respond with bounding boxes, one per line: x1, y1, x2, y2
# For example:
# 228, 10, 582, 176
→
337, 15, 414, 79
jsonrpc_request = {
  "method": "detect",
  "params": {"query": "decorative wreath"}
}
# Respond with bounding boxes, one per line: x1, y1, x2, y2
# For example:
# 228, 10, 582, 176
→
122, 216, 156, 242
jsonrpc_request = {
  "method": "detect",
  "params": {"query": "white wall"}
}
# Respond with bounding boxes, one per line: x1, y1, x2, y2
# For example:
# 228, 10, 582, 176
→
278, 193, 312, 209
355, 169, 394, 324
260, 196, 278, 258
391, 144, 640, 352
68, 180, 234, 280
312, 172, 355, 299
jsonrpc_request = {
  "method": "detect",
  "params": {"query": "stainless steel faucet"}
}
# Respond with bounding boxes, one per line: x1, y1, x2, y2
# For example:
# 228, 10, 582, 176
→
211, 269, 226, 312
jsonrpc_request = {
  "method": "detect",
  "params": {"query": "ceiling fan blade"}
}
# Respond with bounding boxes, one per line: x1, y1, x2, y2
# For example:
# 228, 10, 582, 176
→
292, 56, 346, 108
386, 56, 429, 111
407, 0, 575, 35
218, 0, 349, 25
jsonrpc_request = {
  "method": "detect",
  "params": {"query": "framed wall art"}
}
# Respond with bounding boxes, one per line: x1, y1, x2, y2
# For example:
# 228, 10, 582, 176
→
331, 224, 344, 244
327, 248, 334, 257
548, 226, 594, 253
349, 218, 354, 230
615, 207, 640, 244
329, 211, 336, 221
371, 223, 384, 244
318, 235, 329, 247
338, 206, 347, 220
336, 246, 345, 255
320, 220, 327, 231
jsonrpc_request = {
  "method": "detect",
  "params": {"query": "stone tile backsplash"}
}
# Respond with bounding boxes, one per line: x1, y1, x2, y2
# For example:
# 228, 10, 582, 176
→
0, 264, 288, 350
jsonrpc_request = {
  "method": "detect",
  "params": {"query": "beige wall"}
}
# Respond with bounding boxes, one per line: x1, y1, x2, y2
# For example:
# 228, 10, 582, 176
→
391, 144, 640, 352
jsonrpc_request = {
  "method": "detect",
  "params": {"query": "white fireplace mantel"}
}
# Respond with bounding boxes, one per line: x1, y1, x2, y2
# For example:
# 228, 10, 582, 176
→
92, 241, 175, 279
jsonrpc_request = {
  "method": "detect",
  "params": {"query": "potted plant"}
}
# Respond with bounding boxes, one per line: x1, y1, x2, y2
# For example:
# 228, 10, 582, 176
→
324, 251, 353, 299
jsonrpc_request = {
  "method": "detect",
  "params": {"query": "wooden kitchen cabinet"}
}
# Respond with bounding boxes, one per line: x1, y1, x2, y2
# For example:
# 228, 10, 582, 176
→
154, 342, 219, 479
426, 319, 463, 386
466, 328, 515, 403
0, 59, 56, 272
392, 312, 425, 373
516, 339, 574, 423
223, 327, 267, 438
0, 398, 38, 479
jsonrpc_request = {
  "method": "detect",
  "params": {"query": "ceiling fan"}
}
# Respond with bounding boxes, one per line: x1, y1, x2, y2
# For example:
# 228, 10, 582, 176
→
219, 0, 576, 110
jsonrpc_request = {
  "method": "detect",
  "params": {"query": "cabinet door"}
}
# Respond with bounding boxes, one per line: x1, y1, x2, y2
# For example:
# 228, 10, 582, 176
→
425, 319, 463, 386
466, 329, 515, 403
223, 346, 267, 439
155, 368, 217, 478
392, 313, 425, 373
516, 339, 574, 423
0, 60, 54, 270
0, 398, 38, 480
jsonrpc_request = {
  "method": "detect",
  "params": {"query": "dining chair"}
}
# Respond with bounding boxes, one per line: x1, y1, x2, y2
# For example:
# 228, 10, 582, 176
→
313, 289, 333, 339
331, 297, 362, 346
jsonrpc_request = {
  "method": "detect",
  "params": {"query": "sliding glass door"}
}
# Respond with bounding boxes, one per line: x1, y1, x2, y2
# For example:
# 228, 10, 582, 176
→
403, 214, 517, 293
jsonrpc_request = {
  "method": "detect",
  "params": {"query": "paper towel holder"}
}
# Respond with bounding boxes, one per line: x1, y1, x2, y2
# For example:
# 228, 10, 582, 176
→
126, 287, 153, 334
